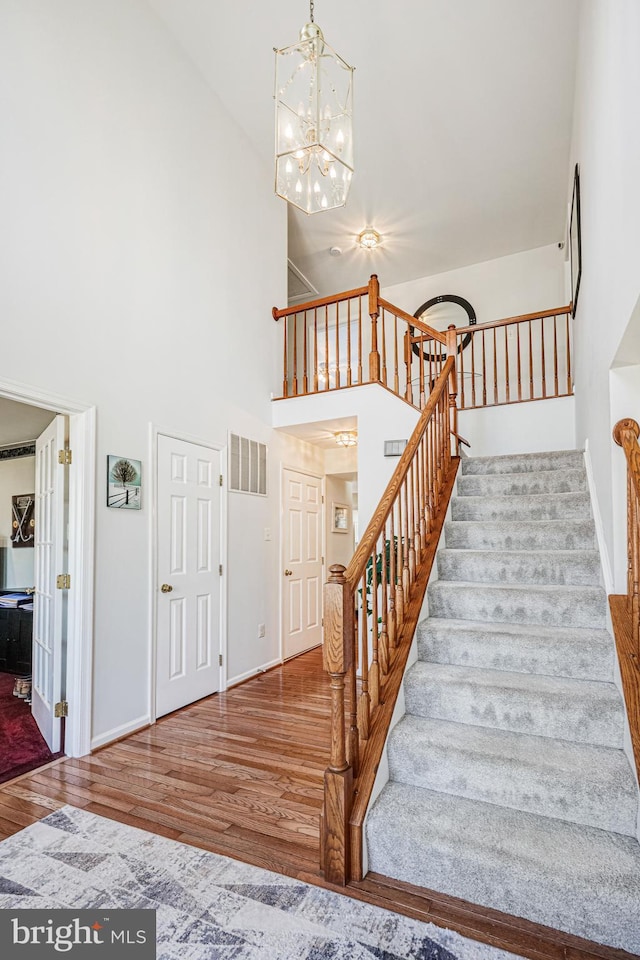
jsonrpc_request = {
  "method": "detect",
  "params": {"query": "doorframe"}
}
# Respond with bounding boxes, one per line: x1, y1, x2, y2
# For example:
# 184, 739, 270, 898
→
0, 375, 96, 758
279, 464, 325, 662
149, 424, 227, 724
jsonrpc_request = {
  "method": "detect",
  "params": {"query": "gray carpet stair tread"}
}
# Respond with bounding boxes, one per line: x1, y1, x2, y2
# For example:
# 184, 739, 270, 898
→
428, 579, 607, 628
387, 715, 637, 836
417, 618, 613, 681
457, 469, 586, 497
365, 782, 640, 953
403, 661, 623, 746
461, 450, 585, 475
451, 492, 592, 521
444, 519, 596, 551
437, 548, 601, 586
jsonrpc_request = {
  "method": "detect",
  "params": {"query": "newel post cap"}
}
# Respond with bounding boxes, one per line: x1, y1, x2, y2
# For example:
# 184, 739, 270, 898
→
613, 418, 640, 447
328, 563, 347, 583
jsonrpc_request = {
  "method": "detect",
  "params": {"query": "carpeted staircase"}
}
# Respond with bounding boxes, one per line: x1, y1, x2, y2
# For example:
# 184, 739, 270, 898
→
366, 449, 640, 953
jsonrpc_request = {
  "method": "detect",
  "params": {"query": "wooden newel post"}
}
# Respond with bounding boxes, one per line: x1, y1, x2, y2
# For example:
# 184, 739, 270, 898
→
368, 274, 381, 382
321, 564, 354, 885
446, 325, 458, 452
613, 419, 640, 656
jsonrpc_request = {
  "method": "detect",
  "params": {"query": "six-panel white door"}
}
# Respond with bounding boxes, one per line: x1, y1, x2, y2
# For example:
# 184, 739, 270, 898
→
32, 415, 66, 752
282, 468, 323, 659
156, 435, 221, 718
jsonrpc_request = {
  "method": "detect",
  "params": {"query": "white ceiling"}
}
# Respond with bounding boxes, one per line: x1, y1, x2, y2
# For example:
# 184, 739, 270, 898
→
147, 0, 580, 297
276, 415, 358, 448
0, 398, 55, 447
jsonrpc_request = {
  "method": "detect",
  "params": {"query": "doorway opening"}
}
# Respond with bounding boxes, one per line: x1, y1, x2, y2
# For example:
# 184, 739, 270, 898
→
0, 380, 95, 773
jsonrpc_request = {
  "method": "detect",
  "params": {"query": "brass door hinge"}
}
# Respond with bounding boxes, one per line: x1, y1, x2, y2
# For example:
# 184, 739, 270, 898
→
219, 564, 223, 576
58, 448, 72, 465
56, 574, 71, 590
219, 474, 224, 486
54, 700, 68, 718
218, 654, 223, 667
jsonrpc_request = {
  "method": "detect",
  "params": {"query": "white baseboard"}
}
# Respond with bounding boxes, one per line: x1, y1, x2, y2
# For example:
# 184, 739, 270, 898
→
583, 443, 614, 594
90, 714, 150, 751
227, 658, 282, 689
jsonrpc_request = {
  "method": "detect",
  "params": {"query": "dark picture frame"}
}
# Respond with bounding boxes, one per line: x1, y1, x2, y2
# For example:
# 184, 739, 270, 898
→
569, 163, 582, 318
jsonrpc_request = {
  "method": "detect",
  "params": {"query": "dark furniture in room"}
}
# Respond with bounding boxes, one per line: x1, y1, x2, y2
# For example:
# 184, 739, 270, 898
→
0, 594, 33, 676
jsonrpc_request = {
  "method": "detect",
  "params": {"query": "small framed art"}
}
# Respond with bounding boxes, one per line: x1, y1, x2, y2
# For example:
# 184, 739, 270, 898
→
332, 502, 350, 533
107, 455, 142, 509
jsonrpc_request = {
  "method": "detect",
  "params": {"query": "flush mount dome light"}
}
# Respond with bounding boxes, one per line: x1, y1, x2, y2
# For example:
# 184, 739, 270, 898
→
335, 431, 357, 446
357, 228, 381, 249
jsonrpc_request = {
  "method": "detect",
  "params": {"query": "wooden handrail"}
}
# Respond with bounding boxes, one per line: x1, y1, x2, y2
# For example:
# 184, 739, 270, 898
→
452, 304, 572, 336
272, 285, 369, 320
344, 359, 455, 593
321, 353, 460, 885
378, 298, 447, 345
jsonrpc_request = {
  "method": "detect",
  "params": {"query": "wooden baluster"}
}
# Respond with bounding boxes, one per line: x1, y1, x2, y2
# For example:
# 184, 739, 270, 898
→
429, 340, 433, 396
358, 571, 370, 739
412, 457, 421, 563
347, 656, 359, 777
282, 315, 289, 398
408, 467, 417, 584
446, 326, 458, 452
388, 507, 397, 650
566, 312, 572, 395
471, 331, 476, 408
528, 319, 534, 400
325, 306, 330, 390
292, 313, 298, 395
322, 564, 354, 886
419, 337, 426, 408
393, 314, 399, 396
379, 522, 389, 675
404, 329, 412, 404
303, 311, 309, 394
368, 274, 380, 382
493, 326, 498, 405
505, 325, 510, 403
402, 480, 411, 602
358, 296, 363, 384
541, 316, 547, 398
417, 439, 426, 550
459, 325, 465, 408
517, 322, 522, 401
347, 300, 352, 387
313, 309, 319, 393
369, 544, 380, 708
381, 307, 388, 386
553, 314, 559, 397
395, 500, 404, 628
482, 330, 487, 406
335, 303, 341, 389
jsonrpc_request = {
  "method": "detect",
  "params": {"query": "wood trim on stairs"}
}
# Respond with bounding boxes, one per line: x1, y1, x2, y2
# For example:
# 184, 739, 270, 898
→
609, 594, 640, 781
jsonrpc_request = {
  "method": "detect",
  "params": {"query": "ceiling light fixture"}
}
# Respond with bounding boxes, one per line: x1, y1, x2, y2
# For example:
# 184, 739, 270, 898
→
274, 0, 354, 215
334, 431, 358, 447
357, 228, 381, 249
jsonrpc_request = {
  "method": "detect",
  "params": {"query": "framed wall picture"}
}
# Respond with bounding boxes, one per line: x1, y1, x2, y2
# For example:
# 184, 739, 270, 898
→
332, 502, 349, 533
569, 163, 582, 318
107, 455, 142, 509
11, 494, 35, 548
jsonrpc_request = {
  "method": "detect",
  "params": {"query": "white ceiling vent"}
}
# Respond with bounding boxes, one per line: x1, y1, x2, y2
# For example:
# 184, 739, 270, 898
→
229, 434, 267, 496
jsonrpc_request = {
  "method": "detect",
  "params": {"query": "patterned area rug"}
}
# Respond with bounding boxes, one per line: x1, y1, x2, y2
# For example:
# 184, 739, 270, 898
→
0, 806, 523, 959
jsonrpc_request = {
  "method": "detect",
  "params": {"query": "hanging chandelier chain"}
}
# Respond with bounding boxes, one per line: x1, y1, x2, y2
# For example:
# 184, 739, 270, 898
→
310, 0, 314, 23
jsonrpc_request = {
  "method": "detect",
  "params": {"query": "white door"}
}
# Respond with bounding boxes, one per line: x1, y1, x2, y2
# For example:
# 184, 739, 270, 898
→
32, 415, 66, 752
156, 435, 221, 718
282, 468, 323, 659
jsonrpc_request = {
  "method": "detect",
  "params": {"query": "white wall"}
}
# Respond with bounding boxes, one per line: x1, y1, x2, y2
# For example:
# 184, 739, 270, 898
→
569, 0, 640, 570
0, 1, 291, 744
0, 456, 36, 588
381, 243, 566, 325
459, 397, 576, 460
325, 476, 355, 571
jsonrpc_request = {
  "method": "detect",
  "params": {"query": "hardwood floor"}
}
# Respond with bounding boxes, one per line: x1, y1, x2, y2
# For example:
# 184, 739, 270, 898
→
0, 646, 635, 960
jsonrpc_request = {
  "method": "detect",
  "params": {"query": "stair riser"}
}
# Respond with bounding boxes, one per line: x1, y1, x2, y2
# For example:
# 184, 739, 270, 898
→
461, 452, 584, 475
428, 581, 606, 628
387, 727, 637, 836
403, 671, 623, 747
452, 494, 591, 521
417, 625, 613, 681
437, 550, 601, 586
457, 470, 586, 497
444, 520, 596, 551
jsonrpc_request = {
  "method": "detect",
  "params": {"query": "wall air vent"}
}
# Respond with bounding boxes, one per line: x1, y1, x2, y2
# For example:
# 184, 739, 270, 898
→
229, 434, 267, 496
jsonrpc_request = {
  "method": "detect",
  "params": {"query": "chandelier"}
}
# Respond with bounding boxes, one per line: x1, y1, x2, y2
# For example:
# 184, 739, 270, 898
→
274, 1, 354, 215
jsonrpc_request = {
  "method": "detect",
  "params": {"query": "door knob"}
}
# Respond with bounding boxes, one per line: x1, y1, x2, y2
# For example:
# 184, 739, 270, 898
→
161, 583, 173, 593
284, 569, 293, 576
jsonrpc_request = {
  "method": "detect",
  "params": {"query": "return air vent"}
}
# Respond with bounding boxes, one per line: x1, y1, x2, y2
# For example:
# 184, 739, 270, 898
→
229, 434, 267, 496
